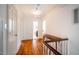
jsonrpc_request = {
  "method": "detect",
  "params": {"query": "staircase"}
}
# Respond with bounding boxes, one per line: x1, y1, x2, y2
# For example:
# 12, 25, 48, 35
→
16, 34, 68, 55
43, 34, 68, 55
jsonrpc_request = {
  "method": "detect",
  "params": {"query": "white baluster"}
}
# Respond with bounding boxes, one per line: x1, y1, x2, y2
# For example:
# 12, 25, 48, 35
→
60, 41, 62, 54
62, 41, 64, 55
43, 44, 44, 55
48, 48, 49, 55
65, 41, 68, 55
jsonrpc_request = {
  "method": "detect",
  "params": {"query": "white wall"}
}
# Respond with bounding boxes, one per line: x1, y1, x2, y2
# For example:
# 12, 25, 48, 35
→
18, 14, 34, 39
43, 5, 79, 55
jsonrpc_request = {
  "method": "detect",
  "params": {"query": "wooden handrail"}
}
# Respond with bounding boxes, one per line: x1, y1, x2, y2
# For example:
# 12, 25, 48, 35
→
43, 34, 68, 41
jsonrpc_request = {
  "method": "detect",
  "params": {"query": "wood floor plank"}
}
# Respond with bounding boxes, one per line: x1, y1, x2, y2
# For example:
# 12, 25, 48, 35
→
16, 38, 43, 55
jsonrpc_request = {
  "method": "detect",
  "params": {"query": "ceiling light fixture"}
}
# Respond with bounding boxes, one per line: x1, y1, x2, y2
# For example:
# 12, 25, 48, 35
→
33, 4, 41, 16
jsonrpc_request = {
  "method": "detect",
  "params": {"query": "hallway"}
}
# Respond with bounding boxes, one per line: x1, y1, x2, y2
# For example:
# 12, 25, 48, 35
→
0, 4, 79, 55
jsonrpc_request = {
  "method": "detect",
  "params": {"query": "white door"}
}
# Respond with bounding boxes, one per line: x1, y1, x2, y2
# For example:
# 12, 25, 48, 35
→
8, 5, 17, 55
0, 17, 3, 54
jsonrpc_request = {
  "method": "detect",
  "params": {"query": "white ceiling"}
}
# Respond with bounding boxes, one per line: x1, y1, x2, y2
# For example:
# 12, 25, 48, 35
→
14, 4, 62, 17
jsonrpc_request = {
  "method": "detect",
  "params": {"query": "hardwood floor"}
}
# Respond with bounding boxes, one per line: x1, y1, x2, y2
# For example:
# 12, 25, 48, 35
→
16, 37, 43, 55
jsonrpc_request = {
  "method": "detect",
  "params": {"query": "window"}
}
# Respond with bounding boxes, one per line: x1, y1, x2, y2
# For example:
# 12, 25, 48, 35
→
74, 8, 79, 23
42, 20, 46, 34
33, 21, 38, 39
